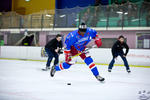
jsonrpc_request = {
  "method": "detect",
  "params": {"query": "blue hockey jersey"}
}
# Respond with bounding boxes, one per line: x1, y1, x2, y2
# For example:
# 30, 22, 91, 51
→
65, 28, 97, 51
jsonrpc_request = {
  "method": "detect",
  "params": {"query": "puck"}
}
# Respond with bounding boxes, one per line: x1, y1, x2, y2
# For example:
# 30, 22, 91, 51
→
67, 83, 71, 85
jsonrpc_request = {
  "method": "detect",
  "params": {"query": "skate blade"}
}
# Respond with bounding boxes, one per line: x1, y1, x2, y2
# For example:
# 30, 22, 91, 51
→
98, 78, 105, 83
99, 80, 105, 83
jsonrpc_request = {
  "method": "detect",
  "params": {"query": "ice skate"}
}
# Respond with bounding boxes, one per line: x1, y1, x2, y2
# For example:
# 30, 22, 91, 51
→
50, 65, 56, 77
95, 75, 105, 82
42, 66, 50, 71
127, 69, 131, 73
108, 69, 112, 72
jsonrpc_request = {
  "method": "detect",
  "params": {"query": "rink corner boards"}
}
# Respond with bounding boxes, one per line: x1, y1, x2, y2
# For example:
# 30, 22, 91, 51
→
0, 58, 150, 68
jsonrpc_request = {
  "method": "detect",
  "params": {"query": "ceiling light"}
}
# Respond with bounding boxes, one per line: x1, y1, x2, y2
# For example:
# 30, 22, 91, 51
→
46, 14, 52, 17
25, 0, 30, 2
60, 15, 66, 18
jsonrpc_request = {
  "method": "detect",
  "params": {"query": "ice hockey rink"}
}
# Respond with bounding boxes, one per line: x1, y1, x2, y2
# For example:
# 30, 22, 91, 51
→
0, 59, 150, 100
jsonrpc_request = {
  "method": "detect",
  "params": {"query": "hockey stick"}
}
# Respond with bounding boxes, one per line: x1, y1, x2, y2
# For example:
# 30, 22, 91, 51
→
71, 45, 97, 59
65, 45, 96, 65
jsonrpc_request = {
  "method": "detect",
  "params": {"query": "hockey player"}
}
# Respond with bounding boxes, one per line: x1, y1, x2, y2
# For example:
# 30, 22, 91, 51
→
50, 23, 105, 82
108, 35, 131, 73
43, 34, 63, 71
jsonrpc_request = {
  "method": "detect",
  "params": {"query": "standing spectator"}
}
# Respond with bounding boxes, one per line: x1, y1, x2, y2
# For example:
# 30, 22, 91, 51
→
108, 35, 131, 73
43, 34, 63, 71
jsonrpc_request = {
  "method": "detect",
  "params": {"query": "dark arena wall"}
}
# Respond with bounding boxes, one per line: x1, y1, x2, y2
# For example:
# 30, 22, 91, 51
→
0, 0, 12, 12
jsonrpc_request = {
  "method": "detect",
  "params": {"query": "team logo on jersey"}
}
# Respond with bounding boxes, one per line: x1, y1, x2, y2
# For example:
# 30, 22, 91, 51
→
77, 36, 89, 43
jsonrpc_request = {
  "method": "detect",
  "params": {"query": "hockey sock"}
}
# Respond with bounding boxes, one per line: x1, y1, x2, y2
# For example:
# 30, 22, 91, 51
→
84, 57, 99, 76
55, 62, 72, 71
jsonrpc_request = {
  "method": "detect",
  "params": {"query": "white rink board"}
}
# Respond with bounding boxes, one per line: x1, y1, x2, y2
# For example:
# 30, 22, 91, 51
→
0, 46, 150, 66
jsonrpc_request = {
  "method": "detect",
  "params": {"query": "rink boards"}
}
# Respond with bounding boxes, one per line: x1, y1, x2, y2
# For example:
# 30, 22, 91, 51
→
0, 46, 150, 67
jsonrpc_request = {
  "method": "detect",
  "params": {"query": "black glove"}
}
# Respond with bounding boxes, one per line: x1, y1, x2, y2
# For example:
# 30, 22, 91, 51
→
58, 49, 63, 54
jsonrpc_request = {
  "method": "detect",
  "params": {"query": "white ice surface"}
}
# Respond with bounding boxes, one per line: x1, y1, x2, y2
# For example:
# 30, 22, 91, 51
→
0, 60, 150, 100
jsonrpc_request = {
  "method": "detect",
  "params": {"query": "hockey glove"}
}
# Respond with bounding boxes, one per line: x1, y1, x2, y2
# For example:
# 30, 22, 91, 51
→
95, 35, 102, 48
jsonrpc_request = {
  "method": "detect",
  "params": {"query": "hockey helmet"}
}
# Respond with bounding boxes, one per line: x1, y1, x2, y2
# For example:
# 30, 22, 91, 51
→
79, 23, 87, 32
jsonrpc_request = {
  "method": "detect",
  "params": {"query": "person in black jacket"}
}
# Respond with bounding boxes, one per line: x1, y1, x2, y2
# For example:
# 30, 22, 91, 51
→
44, 34, 63, 71
108, 35, 131, 73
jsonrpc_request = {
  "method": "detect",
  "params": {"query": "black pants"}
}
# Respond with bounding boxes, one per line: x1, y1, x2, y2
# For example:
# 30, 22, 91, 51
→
45, 48, 59, 67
